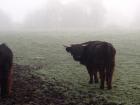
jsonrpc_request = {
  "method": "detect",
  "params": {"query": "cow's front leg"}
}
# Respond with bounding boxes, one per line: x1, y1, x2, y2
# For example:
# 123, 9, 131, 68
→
7, 65, 13, 96
1, 64, 12, 98
86, 66, 93, 84
89, 72, 93, 84
99, 70, 105, 89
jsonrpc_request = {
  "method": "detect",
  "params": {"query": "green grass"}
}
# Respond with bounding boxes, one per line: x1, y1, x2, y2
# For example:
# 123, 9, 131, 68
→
0, 31, 140, 105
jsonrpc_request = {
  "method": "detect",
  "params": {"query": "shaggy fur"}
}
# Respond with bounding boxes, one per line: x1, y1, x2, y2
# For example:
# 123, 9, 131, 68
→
0, 44, 13, 97
65, 41, 116, 89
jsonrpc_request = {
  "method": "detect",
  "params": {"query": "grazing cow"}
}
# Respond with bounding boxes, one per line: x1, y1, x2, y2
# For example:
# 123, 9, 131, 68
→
0, 43, 13, 98
65, 41, 116, 89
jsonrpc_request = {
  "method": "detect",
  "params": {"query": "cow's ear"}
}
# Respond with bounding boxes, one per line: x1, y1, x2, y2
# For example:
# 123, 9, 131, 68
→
63, 45, 68, 48
66, 47, 71, 52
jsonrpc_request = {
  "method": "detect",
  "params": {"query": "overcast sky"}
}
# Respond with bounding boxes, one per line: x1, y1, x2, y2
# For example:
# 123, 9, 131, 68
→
0, 0, 140, 30
0, 0, 47, 23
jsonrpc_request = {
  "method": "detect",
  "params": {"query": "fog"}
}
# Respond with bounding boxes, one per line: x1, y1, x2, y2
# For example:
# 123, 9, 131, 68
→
0, 0, 140, 31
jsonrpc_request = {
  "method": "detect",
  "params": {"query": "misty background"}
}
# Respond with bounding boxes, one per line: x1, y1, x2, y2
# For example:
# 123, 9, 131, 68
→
0, 0, 140, 31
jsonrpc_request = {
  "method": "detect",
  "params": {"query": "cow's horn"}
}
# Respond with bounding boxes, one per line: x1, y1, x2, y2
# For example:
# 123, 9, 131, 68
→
82, 44, 87, 46
63, 45, 69, 48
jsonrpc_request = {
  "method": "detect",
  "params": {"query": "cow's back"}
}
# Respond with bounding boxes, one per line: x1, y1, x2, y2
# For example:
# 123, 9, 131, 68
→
80, 41, 116, 66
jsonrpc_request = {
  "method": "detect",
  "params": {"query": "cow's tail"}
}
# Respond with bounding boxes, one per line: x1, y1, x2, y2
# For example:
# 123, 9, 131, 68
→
103, 43, 116, 89
102, 42, 115, 73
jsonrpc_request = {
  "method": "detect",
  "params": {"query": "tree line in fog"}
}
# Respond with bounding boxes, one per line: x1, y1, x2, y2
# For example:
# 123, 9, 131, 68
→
1, 0, 140, 31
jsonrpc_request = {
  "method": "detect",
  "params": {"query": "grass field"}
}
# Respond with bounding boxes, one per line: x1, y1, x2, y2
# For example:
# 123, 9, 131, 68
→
0, 31, 140, 105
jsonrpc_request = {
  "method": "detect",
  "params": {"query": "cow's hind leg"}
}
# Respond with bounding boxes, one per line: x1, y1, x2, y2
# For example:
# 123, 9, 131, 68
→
86, 66, 93, 84
93, 70, 98, 83
99, 69, 105, 89
106, 65, 114, 90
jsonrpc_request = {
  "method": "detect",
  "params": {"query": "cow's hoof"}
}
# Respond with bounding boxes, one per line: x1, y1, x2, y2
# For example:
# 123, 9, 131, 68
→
100, 85, 104, 89
107, 86, 112, 90
89, 80, 93, 84
1, 95, 8, 99
94, 80, 99, 84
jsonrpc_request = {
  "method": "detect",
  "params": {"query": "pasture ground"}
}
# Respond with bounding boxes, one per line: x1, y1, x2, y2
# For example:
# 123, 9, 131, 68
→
0, 31, 139, 105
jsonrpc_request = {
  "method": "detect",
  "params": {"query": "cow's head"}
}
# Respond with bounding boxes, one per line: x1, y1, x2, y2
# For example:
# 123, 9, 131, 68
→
64, 44, 85, 61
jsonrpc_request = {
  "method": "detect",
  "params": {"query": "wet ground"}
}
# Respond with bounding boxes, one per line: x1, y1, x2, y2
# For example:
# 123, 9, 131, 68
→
0, 64, 121, 105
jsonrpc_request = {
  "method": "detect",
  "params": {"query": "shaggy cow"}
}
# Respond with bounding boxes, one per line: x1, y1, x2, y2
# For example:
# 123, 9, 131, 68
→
65, 41, 116, 89
0, 43, 13, 98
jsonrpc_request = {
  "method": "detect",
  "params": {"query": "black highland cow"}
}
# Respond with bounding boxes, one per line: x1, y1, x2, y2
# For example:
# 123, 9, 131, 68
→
65, 41, 116, 89
0, 43, 13, 97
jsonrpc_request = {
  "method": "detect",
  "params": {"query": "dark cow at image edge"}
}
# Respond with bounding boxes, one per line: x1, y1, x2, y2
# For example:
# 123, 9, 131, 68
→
0, 43, 13, 98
